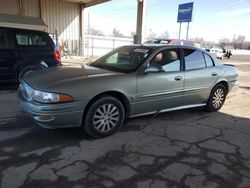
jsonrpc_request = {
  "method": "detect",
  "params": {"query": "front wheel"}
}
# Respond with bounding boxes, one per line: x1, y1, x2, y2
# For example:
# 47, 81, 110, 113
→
83, 96, 125, 138
206, 84, 227, 112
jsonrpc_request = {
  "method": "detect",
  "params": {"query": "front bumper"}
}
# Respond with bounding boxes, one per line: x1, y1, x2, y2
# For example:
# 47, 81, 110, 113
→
18, 91, 87, 129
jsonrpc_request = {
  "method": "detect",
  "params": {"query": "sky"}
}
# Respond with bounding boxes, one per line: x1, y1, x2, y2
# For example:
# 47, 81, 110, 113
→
84, 0, 250, 42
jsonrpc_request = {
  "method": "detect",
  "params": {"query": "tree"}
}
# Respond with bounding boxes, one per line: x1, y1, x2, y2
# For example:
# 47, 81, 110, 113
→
130, 31, 135, 37
192, 37, 205, 45
243, 41, 250, 50
219, 38, 230, 48
158, 31, 169, 39
232, 35, 246, 49
86, 27, 105, 36
111, 28, 124, 37
146, 29, 157, 40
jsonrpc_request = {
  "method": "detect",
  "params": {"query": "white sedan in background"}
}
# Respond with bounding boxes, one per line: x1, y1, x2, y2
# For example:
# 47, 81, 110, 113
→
207, 48, 224, 59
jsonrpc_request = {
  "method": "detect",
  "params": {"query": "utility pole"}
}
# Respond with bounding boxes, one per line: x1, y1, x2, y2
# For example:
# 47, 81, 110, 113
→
186, 22, 190, 40
178, 23, 182, 39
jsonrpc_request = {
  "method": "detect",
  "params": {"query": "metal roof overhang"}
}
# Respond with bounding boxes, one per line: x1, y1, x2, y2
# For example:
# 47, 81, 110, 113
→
62, 0, 111, 8
0, 14, 47, 31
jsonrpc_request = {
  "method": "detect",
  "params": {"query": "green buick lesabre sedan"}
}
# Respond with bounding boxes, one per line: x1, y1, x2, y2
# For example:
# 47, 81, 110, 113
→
18, 45, 239, 137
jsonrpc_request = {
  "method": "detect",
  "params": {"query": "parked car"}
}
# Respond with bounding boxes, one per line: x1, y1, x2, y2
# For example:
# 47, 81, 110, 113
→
18, 45, 239, 137
144, 39, 196, 47
0, 27, 61, 83
206, 48, 224, 59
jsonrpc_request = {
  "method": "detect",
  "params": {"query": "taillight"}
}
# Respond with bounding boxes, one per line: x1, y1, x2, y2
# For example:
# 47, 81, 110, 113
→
53, 50, 61, 62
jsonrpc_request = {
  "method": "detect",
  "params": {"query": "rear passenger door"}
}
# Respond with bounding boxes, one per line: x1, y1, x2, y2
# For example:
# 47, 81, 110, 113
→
182, 48, 218, 105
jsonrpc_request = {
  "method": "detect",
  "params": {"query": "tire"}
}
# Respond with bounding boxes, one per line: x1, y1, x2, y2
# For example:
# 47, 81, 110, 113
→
17, 65, 43, 82
206, 84, 227, 112
83, 96, 125, 138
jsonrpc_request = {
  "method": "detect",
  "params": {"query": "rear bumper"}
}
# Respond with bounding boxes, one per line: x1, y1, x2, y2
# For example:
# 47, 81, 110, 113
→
228, 80, 239, 94
18, 92, 87, 129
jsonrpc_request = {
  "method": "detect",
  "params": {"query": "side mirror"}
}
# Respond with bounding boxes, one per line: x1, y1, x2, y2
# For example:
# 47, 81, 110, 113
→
144, 63, 163, 73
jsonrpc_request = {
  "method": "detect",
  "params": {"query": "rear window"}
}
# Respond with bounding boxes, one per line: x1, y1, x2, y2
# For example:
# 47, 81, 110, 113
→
203, 53, 214, 67
184, 49, 206, 70
15, 32, 49, 47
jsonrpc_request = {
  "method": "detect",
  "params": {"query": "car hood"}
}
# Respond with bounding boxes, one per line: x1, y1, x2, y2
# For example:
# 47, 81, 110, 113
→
23, 65, 120, 90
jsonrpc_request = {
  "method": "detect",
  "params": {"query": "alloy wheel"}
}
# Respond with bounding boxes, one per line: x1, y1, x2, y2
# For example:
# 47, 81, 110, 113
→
212, 88, 225, 109
93, 103, 120, 133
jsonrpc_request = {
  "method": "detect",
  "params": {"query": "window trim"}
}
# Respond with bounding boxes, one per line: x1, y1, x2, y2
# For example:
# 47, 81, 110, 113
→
203, 52, 215, 67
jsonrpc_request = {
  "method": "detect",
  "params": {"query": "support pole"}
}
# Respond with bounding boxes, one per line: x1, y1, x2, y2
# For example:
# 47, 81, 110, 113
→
135, 0, 147, 44
79, 4, 84, 56
186, 22, 190, 40
136, 0, 143, 44
178, 22, 182, 39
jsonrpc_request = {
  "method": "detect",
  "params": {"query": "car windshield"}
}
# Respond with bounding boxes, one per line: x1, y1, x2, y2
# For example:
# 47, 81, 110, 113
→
90, 46, 152, 73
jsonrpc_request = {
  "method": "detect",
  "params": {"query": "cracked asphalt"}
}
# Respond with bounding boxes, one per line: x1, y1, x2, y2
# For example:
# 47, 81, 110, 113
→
0, 56, 250, 188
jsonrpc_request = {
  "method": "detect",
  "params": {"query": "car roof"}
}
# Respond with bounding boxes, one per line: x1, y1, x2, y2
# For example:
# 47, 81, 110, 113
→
0, 26, 48, 34
140, 44, 199, 50
123, 44, 211, 56
145, 38, 194, 42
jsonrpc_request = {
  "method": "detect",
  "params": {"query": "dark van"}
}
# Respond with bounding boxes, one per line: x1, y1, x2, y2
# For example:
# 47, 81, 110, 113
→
0, 27, 61, 83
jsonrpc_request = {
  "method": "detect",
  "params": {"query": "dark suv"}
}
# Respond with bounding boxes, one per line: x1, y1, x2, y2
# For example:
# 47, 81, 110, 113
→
0, 27, 61, 83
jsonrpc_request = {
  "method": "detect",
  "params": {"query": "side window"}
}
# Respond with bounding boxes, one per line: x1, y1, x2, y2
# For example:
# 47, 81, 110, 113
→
15, 32, 48, 47
0, 29, 9, 49
152, 49, 181, 72
203, 53, 214, 67
184, 49, 206, 70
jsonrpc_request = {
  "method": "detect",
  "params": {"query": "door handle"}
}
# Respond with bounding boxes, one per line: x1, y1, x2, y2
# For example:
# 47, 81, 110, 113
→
211, 72, 217, 76
175, 76, 183, 81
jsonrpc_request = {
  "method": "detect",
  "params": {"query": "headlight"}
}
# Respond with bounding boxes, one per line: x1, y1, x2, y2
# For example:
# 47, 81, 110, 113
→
21, 83, 74, 103
31, 90, 74, 103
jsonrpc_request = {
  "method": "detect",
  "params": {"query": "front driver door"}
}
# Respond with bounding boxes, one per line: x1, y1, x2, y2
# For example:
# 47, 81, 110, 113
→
136, 48, 184, 115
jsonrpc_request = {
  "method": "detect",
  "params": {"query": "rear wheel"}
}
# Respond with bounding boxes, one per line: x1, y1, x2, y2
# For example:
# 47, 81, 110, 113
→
206, 84, 227, 112
83, 96, 125, 138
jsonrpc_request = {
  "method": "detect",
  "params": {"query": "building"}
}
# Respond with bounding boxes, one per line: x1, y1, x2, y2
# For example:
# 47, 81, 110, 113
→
0, 0, 110, 56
